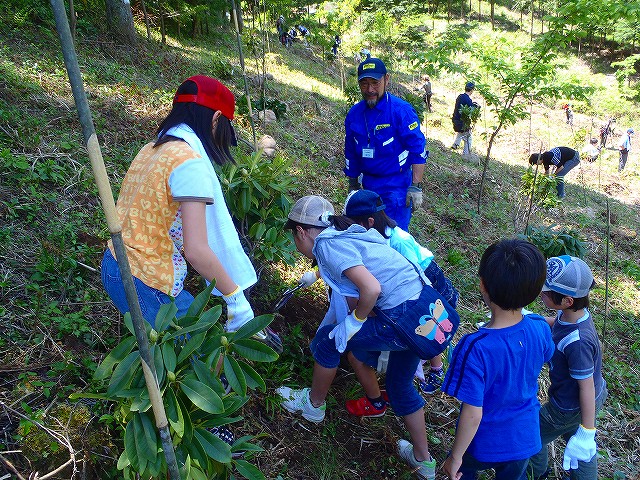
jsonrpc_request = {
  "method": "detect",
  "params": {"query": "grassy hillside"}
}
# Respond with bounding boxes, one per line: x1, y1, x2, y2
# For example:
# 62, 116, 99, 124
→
1, 6, 639, 480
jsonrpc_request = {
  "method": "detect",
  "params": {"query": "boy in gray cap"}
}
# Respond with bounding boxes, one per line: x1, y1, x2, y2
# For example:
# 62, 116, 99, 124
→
529, 256, 607, 480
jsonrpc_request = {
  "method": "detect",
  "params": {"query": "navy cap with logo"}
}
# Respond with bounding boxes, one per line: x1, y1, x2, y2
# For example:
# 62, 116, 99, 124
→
465, 81, 475, 91
358, 58, 387, 81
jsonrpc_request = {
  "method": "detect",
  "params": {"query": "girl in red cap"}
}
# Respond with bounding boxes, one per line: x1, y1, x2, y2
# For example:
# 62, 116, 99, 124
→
101, 76, 279, 351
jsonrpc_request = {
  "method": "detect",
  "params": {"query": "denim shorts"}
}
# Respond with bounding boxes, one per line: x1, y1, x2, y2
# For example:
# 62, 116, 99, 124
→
310, 298, 425, 416
101, 249, 194, 328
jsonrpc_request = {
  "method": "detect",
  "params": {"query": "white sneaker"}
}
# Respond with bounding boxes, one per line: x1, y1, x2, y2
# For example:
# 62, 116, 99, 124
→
276, 386, 326, 423
397, 439, 436, 480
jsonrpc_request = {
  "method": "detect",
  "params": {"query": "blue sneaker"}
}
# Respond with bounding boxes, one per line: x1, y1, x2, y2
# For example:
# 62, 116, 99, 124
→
418, 369, 444, 394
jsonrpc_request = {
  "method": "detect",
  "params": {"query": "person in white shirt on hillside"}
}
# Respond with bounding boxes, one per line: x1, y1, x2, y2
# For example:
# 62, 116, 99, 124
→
618, 127, 634, 172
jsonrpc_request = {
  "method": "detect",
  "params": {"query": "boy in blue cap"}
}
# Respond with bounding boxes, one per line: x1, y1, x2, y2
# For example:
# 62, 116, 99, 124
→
528, 256, 607, 480
344, 57, 428, 231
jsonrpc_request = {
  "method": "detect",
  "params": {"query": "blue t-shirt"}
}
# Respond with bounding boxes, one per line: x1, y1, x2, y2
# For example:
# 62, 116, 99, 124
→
442, 314, 554, 462
344, 93, 427, 190
548, 309, 605, 412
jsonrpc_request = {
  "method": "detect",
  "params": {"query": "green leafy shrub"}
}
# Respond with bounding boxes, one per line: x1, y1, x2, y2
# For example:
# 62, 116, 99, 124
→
520, 166, 561, 209
252, 96, 287, 119
403, 91, 425, 119
459, 103, 481, 130
219, 150, 296, 267
344, 76, 361, 109
518, 224, 586, 259
85, 284, 276, 479
236, 95, 287, 120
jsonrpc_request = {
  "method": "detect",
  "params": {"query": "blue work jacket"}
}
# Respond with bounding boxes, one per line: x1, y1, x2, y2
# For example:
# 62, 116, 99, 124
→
344, 93, 427, 191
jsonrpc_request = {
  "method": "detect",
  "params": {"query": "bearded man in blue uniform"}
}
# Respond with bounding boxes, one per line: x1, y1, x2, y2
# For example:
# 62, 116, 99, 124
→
344, 58, 428, 231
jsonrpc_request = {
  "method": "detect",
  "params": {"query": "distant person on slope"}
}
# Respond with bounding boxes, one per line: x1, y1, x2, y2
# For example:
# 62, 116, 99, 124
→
343, 57, 428, 231
563, 103, 574, 127
617, 128, 634, 172
420, 75, 432, 112
451, 81, 478, 156
331, 34, 341, 56
599, 118, 615, 147
581, 137, 600, 163
528, 147, 580, 199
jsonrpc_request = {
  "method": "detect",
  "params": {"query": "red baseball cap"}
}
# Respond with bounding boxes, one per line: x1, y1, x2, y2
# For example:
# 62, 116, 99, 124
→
173, 75, 235, 120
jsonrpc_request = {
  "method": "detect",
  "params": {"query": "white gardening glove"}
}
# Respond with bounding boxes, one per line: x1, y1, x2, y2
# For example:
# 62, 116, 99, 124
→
299, 270, 318, 287
377, 351, 390, 374
563, 425, 597, 471
405, 184, 423, 211
328, 312, 366, 353
223, 286, 254, 332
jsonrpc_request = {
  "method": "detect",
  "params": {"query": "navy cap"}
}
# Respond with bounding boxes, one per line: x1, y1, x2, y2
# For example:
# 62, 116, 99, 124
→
344, 189, 386, 216
465, 81, 475, 91
358, 58, 387, 81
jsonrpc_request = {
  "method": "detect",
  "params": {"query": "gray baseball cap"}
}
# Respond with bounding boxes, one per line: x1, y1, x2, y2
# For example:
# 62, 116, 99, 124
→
286, 195, 334, 228
542, 255, 594, 298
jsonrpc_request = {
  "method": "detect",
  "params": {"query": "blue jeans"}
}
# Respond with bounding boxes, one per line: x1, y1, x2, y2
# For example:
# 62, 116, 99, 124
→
424, 261, 459, 308
528, 385, 607, 480
457, 452, 528, 480
101, 249, 194, 328
310, 299, 425, 416
556, 152, 580, 198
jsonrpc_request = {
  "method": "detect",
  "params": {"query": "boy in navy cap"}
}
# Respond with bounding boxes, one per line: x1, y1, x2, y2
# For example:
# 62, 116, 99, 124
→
344, 57, 428, 231
528, 256, 607, 480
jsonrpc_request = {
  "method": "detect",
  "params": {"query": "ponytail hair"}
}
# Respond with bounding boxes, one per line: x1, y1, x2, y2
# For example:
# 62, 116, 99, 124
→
347, 211, 396, 238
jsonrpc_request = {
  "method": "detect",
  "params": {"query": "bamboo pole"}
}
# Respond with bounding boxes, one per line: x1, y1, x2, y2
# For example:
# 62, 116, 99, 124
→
49, 1, 179, 478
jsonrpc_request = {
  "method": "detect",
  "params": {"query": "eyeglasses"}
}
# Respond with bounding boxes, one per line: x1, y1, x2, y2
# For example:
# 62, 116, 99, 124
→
358, 79, 382, 89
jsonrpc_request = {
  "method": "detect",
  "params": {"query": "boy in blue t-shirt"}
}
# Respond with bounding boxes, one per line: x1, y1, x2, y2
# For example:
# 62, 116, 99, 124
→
442, 239, 554, 480
528, 256, 607, 480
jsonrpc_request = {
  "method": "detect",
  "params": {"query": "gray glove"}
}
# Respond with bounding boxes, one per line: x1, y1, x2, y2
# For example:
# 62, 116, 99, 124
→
376, 351, 390, 374
405, 184, 423, 211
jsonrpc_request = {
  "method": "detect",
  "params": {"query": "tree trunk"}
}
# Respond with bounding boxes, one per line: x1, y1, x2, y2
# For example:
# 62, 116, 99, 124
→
104, 0, 137, 45
490, 0, 494, 30
69, 0, 76, 40
530, 0, 534, 40
140, 0, 151, 40
235, 1, 244, 34
447, 0, 451, 21
160, 5, 166, 45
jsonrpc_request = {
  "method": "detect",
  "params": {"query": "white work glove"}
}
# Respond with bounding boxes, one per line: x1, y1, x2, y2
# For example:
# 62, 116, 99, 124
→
328, 312, 366, 353
405, 184, 423, 211
223, 287, 255, 332
377, 351, 390, 374
299, 270, 318, 287
563, 425, 597, 471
